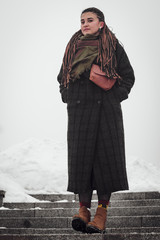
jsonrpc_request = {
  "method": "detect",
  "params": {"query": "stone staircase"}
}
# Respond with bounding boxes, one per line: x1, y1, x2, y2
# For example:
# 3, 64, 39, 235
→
0, 191, 160, 239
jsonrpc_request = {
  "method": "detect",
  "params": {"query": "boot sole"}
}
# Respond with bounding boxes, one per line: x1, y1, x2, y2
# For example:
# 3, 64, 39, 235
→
72, 217, 87, 233
86, 225, 105, 234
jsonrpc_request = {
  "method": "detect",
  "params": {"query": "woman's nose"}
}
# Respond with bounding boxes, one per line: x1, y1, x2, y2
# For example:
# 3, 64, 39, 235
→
83, 21, 89, 27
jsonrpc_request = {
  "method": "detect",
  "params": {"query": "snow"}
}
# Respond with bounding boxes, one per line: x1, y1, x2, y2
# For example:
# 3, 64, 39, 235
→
0, 138, 159, 203
0, 206, 9, 210
54, 199, 69, 203
0, 138, 68, 202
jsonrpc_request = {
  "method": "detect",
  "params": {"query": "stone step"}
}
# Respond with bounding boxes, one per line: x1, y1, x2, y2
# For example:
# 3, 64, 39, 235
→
30, 191, 160, 202
3, 199, 160, 209
0, 216, 159, 229
0, 206, 160, 218
109, 199, 160, 208
1, 192, 160, 240
0, 227, 160, 234
0, 233, 160, 240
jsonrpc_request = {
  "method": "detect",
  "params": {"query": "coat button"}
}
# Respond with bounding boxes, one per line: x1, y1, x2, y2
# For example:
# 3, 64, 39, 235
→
76, 100, 81, 104
97, 100, 101, 104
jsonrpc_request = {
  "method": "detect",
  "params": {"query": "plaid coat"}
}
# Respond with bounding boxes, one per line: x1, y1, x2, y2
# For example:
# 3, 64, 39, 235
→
57, 41, 135, 194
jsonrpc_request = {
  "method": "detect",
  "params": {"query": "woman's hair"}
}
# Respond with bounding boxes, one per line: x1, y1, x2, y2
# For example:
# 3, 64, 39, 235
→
81, 7, 105, 22
62, 7, 120, 86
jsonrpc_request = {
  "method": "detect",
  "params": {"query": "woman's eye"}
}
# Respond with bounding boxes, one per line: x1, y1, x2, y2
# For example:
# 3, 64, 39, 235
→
88, 19, 93, 22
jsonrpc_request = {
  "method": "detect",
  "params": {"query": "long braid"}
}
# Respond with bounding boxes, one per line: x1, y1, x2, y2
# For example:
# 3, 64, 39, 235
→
98, 23, 120, 79
62, 30, 82, 87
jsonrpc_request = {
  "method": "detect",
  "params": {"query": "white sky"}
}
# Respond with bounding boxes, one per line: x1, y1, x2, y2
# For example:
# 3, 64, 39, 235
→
0, 0, 160, 167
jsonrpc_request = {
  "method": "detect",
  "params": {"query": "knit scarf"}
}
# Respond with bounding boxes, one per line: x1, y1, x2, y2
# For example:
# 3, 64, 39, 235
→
70, 34, 99, 80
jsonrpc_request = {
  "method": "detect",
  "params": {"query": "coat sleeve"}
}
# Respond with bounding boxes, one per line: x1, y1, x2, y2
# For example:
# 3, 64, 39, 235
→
57, 65, 68, 103
115, 41, 135, 102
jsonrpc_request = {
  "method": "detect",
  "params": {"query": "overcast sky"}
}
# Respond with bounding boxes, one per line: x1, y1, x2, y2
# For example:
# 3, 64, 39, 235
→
0, 0, 160, 167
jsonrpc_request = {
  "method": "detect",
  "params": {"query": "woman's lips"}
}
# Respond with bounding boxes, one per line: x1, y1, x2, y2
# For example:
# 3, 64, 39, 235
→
84, 28, 90, 31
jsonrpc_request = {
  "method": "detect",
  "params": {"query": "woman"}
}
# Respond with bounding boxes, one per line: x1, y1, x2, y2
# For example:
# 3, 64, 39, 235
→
57, 7, 135, 234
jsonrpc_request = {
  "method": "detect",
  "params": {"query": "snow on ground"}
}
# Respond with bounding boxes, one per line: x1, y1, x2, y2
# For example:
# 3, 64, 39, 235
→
126, 156, 160, 192
0, 138, 159, 202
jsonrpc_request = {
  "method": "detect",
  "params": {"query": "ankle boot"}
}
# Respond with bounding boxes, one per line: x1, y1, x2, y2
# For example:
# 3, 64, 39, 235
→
72, 206, 91, 233
86, 207, 107, 233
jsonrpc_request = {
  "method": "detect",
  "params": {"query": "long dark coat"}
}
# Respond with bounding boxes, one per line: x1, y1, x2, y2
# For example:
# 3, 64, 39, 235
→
57, 41, 135, 194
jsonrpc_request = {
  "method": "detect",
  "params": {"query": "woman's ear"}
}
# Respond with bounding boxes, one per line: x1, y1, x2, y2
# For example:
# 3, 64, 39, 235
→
100, 22, 104, 29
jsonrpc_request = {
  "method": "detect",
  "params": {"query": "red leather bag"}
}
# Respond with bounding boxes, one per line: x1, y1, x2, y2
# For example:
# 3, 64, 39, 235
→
89, 64, 116, 91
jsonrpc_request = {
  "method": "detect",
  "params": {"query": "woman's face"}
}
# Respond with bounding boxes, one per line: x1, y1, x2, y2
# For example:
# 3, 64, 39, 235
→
81, 12, 104, 36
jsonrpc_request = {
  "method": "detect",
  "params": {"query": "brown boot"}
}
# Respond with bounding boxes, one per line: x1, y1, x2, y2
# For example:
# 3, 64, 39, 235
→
72, 206, 91, 233
86, 207, 107, 233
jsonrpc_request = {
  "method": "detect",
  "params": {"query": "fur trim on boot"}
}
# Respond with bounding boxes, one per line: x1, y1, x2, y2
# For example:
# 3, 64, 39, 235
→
86, 207, 107, 233
72, 206, 91, 233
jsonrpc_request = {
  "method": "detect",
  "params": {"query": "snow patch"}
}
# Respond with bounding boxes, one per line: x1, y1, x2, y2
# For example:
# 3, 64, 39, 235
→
127, 156, 160, 192
0, 138, 68, 202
